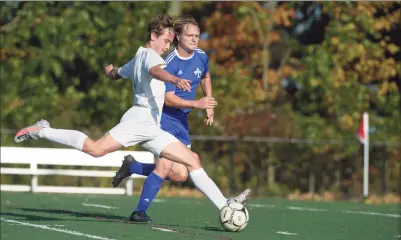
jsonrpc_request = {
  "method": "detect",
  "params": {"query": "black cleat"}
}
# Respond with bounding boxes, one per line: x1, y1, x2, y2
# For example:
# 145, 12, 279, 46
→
129, 211, 152, 224
112, 155, 135, 188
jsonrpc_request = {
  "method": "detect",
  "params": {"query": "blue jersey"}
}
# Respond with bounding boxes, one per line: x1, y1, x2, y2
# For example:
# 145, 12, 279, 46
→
160, 48, 209, 146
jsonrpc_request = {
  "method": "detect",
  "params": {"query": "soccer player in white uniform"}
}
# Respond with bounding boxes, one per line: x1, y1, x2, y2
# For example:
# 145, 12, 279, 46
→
109, 15, 250, 223
14, 14, 249, 223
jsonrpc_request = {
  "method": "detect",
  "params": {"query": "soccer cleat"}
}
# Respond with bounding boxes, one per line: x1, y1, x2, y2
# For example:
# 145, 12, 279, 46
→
112, 155, 135, 188
128, 211, 152, 224
14, 119, 50, 143
227, 188, 251, 205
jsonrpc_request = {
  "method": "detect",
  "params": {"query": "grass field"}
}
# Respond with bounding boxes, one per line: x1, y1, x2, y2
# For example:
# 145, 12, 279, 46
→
1, 192, 400, 240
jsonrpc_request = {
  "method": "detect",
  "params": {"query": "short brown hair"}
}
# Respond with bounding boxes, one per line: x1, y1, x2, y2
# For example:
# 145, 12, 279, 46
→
147, 14, 174, 41
173, 15, 199, 45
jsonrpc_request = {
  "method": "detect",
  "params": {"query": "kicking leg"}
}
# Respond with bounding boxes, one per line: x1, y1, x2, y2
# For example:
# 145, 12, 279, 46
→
161, 142, 251, 209
160, 142, 228, 210
168, 162, 188, 182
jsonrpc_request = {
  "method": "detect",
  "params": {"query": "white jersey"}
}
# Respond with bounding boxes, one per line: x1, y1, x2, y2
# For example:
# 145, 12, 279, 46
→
108, 46, 179, 155
118, 46, 167, 125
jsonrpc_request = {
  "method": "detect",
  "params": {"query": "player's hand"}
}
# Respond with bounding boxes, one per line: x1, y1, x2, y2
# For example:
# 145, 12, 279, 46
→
176, 78, 191, 92
195, 97, 217, 109
205, 108, 214, 126
104, 64, 114, 74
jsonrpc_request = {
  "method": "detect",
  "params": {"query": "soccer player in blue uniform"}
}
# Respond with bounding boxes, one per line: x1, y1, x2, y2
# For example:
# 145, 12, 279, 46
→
112, 15, 250, 223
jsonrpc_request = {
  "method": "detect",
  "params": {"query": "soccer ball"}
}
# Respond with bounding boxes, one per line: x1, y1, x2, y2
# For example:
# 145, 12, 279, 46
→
219, 202, 249, 232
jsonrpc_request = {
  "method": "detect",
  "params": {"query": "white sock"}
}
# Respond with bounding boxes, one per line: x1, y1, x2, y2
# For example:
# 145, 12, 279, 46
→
39, 128, 88, 151
189, 168, 227, 210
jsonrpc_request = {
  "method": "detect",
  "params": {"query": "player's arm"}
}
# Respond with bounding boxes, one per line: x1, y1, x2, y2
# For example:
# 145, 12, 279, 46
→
165, 92, 198, 109
149, 65, 191, 92
200, 71, 215, 125
149, 65, 180, 85
165, 92, 217, 109
104, 64, 121, 80
200, 72, 213, 97
105, 58, 136, 80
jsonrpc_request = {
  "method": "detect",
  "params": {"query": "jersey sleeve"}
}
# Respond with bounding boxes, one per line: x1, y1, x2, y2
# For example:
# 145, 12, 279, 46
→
164, 61, 177, 92
118, 58, 134, 79
203, 54, 209, 75
144, 49, 166, 73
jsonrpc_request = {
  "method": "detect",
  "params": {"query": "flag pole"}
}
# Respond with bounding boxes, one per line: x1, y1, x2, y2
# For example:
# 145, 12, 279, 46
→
363, 112, 369, 199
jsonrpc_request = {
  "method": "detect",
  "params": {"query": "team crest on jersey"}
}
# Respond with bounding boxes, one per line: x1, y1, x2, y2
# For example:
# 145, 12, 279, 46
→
178, 70, 183, 76
194, 67, 202, 78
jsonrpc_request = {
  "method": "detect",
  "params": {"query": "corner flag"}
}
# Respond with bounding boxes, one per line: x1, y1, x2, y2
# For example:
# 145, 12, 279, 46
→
357, 113, 367, 144
357, 112, 369, 199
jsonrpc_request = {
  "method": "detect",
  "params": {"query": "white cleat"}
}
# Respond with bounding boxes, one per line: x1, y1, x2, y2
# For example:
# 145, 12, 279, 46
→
227, 188, 251, 205
14, 119, 50, 143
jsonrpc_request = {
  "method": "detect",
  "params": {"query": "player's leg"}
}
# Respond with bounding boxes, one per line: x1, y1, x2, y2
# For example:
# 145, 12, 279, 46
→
130, 130, 250, 222
167, 162, 188, 182
113, 119, 188, 183
128, 157, 156, 176
165, 139, 192, 182
14, 119, 122, 157
83, 119, 145, 157
112, 154, 188, 186
159, 141, 251, 209
82, 133, 122, 157
144, 130, 232, 210
129, 158, 173, 223
164, 124, 191, 182
14, 120, 88, 150
121, 116, 187, 178
160, 142, 228, 209
131, 159, 187, 217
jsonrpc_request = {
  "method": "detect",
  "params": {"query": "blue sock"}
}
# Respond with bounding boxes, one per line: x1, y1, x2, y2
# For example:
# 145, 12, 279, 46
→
135, 172, 164, 213
129, 162, 156, 176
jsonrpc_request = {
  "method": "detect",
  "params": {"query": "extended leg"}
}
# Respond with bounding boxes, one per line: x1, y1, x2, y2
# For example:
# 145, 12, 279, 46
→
14, 119, 122, 157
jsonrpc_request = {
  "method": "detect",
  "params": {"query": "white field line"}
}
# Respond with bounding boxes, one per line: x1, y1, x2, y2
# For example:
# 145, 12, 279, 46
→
287, 206, 327, 212
248, 204, 275, 208
343, 210, 401, 218
153, 199, 166, 203
39, 224, 65, 227
82, 203, 118, 209
394, 234, 401, 238
276, 231, 298, 236
244, 203, 399, 220
0, 217, 115, 240
152, 227, 177, 233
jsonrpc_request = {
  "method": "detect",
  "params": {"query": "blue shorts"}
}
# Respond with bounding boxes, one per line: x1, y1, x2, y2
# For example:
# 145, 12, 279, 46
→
160, 114, 191, 147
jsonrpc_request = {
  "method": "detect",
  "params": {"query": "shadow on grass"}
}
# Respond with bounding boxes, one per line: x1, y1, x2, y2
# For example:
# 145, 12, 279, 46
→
14, 207, 126, 221
1, 212, 62, 222
202, 226, 228, 232
11, 207, 232, 239
160, 223, 227, 232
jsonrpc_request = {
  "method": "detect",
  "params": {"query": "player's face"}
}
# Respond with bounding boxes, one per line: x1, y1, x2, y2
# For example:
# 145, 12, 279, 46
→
151, 28, 175, 55
178, 24, 200, 52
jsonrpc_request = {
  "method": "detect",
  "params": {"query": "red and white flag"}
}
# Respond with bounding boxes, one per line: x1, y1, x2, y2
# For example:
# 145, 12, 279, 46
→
357, 112, 370, 198
357, 112, 368, 144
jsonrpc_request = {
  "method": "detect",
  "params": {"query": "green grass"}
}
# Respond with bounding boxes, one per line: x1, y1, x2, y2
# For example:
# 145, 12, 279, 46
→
1, 192, 400, 240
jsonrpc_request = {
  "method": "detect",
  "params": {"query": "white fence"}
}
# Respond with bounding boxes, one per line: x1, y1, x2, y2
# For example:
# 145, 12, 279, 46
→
0, 147, 155, 196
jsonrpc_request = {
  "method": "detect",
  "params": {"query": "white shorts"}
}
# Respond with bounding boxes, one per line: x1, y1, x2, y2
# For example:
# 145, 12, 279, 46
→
108, 120, 179, 156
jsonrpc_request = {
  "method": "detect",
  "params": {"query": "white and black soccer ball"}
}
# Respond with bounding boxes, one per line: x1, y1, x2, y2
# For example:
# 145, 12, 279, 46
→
219, 202, 249, 232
